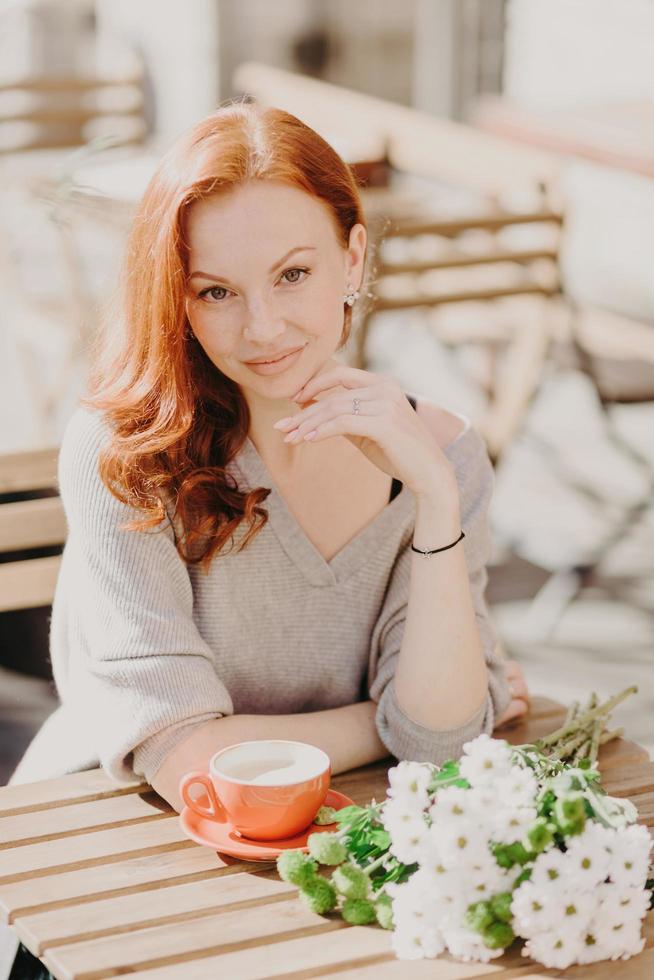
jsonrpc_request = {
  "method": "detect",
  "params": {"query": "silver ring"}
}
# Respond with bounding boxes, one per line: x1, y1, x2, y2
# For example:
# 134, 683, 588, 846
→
352, 398, 361, 415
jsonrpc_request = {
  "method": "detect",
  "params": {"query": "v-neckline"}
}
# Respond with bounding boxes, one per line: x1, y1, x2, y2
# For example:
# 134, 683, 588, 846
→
228, 415, 476, 587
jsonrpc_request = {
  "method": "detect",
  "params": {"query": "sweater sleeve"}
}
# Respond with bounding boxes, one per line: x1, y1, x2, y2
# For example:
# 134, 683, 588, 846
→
366, 427, 511, 764
53, 408, 234, 785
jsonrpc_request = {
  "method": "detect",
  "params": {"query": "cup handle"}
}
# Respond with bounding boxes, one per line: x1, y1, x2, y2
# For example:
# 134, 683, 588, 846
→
179, 771, 227, 821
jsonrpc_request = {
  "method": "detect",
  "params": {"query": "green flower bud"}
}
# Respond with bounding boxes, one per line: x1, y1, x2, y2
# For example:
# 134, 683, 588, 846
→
482, 921, 515, 950
300, 876, 338, 915
308, 832, 347, 865
489, 891, 513, 924
492, 843, 514, 868
341, 898, 377, 925
525, 817, 554, 855
276, 849, 318, 887
331, 863, 370, 900
466, 901, 494, 934
506, 841, 531, 865
374, 892, 394, 930
554, 794, 587, 836
314, 805, 338, 825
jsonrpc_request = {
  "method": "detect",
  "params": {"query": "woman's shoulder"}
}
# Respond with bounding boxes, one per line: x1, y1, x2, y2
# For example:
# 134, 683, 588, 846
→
62, 403, 111, 446
59, 405, 111, 475
409, 393, 493, 510
411, 397, 470, 451
57, 405, 120, 514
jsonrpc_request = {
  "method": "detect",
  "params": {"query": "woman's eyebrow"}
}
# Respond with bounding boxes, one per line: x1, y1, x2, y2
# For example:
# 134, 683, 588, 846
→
188, 245, 317, 283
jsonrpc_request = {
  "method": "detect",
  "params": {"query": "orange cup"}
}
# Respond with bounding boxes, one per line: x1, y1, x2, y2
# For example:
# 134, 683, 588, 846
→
179, 739, 331, 841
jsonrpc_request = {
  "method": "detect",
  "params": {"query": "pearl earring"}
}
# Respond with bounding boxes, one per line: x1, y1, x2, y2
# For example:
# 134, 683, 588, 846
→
343, 284, 360, 307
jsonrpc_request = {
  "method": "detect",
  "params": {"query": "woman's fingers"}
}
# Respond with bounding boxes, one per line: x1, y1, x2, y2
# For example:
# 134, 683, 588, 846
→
293, 365, 390, 403
495, 697, 529, 729
503, 659, 531, 703
274, 388, 379, 437
289, 411, 382, 444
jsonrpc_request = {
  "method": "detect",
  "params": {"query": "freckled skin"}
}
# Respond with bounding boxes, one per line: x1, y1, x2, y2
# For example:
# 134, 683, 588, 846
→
184, 179, 366, 404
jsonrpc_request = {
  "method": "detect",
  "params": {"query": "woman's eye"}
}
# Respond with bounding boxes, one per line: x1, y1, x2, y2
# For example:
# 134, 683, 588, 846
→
199, 285, 231, 302
281, 267, 310, 285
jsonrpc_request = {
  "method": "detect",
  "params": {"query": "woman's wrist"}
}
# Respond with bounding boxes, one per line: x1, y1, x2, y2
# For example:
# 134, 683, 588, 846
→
413, 491, 462, 553
414, 468, 460, 517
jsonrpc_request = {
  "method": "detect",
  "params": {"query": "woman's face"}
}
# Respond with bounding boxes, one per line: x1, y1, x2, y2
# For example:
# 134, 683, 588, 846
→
184, 179, 366, 400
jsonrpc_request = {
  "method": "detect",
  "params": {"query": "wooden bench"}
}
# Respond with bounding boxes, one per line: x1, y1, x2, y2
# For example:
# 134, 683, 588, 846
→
0, 447, 63, 613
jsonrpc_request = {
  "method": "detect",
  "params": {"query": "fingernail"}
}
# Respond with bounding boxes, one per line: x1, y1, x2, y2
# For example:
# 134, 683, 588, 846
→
304, 430, 317, 441
273, 418, 291, 429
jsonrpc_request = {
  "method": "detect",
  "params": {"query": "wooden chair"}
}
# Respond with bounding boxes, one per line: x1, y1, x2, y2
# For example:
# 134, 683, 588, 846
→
356, 198, 564, 462
0, 72, 147, 155
0, 447, 63, 614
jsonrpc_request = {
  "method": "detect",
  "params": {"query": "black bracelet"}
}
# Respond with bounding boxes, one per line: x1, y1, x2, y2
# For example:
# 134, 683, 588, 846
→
411, 529, 465, 556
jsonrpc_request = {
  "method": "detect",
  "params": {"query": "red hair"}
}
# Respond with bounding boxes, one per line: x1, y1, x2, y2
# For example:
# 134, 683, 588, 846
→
84, 101, 367, 569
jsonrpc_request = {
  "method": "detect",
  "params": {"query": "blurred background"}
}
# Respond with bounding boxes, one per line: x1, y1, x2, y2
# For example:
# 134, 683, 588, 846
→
1, 0, 652, 782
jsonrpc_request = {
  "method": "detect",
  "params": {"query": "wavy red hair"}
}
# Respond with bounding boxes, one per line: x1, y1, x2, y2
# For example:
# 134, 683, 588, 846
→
84, 101, 367, 569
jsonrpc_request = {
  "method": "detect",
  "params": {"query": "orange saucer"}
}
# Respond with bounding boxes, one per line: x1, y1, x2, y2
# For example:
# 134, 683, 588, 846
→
180, 788, 356, 861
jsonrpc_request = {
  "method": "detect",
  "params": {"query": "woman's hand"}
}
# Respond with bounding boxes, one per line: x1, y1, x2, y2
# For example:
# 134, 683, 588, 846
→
495, 659, 530, 728
273, 365, 456, 499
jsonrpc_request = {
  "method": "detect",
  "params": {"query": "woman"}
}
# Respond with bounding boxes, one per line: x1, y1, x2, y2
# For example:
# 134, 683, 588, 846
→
11, 101, 529, 813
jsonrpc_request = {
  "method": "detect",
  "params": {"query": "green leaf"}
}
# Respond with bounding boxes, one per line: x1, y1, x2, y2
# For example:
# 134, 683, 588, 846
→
369, 829, 391, 849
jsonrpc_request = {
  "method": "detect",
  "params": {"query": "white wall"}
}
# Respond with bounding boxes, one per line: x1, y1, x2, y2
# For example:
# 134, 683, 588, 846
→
504, 0, 654, 110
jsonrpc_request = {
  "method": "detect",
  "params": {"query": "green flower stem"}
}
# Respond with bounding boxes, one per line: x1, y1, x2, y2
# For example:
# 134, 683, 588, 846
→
599, 726, 624, 745
589, 717, 603, 764
564, 699, 579, 727
537, 686, 637, 749
549, 729, 590, 760
362, 853, 389, 876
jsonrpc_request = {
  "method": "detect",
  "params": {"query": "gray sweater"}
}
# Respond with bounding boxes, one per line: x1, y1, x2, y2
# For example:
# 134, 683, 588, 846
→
11, 403, 511, 787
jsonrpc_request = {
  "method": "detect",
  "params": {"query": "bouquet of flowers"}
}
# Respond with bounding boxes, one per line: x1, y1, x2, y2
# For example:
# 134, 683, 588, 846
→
277, 686, 653, 969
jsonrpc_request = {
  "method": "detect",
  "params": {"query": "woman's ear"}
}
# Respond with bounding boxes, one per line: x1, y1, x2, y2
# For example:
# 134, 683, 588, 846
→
346, 223, 367, 290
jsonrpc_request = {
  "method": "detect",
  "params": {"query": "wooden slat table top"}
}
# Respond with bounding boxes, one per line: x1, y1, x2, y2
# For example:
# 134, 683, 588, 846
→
0, 696, 651, 980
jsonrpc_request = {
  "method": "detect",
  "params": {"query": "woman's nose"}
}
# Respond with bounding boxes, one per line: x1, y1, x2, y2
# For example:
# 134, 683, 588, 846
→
243, 298, 285, 343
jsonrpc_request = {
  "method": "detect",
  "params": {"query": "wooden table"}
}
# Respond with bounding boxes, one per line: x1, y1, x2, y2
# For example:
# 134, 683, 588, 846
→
1, 697, 652, 979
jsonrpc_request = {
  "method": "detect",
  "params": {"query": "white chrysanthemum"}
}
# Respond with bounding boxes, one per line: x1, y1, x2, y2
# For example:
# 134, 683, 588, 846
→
428, 785, 491, 826
463, 856, 510, 902
494, 765, 538, 809
459, 734, 514, 787
522, 929, 583, 970
387, 760, 434, 810
556, 889, 599, 933
388, 814, 430, 865
391, 921, 445, 960
490, 805, 538, 845
511, 881, 565, 937
424, 879, 469, 928
606, 823, 651, 889
564, 825, 613, 889
593, 920, 646, 960
574, 927, 613, 965
594, 883, 651, 928
529, 847, 569, 890
430, 818, 491, 868
443, 925, 505, 963
382, 796, 426, 832
386, 869, 432, 916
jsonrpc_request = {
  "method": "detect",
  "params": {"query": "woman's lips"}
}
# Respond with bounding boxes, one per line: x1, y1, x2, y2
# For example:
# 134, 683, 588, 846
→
244, 346, 305, 375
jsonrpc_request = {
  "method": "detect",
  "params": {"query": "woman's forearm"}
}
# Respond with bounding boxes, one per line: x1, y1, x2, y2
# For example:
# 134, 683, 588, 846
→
393, 484, 489, 731
151, 700, 389, 812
